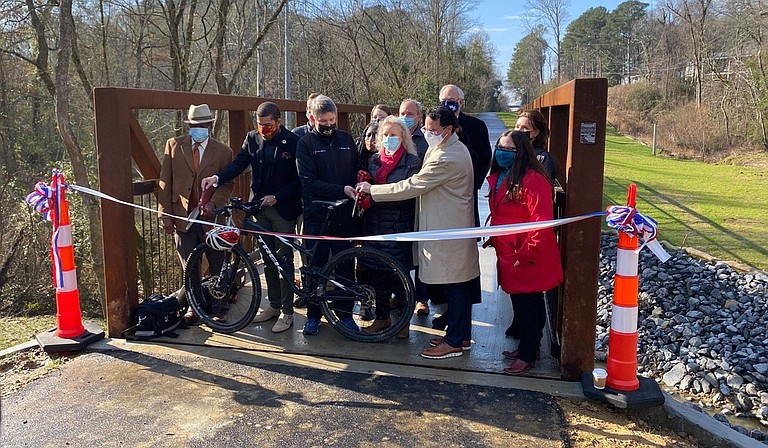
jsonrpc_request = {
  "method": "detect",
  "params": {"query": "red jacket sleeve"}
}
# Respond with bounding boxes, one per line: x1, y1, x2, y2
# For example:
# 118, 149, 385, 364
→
514, 172, 554, 265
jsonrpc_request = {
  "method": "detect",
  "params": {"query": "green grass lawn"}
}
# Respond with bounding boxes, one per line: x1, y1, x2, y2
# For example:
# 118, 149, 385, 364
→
496, 112, 768, 270
0, 316, 56, 350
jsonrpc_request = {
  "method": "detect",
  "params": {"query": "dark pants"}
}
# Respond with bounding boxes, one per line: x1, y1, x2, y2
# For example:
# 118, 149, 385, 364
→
360, 270, 401, 320
510, 292, 546, 363
252, 207, 296, 315
175, 223, 224, 273
441, 277, 477, 348
303, 221, 355, 320
414, 266, 429, 303
175, 223, 226, 313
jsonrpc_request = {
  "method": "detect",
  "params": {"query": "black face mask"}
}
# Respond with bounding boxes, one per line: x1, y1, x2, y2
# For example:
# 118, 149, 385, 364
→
317, 123, 336, 137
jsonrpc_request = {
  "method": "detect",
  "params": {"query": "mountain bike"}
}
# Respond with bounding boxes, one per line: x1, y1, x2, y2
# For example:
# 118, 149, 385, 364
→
183, 197, 415, 342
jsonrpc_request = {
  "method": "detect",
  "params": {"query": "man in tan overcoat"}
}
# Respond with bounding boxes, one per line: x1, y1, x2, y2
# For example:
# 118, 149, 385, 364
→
356, 106, 480, 359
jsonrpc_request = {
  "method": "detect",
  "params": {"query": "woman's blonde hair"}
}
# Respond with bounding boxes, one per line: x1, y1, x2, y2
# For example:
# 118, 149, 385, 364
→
376, 116, 416, 155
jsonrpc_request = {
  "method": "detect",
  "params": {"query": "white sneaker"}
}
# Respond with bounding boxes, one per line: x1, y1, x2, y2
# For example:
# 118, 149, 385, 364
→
272, 313, 293, 333
253, 306, 281, 323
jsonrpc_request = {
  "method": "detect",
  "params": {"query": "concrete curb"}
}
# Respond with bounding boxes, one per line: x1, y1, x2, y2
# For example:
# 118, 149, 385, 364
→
0, 340, 38, 358
633, 392, 767, 448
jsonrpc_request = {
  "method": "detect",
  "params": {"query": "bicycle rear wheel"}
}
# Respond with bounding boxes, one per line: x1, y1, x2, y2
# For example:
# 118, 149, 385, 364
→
184, 243, 261, 333
318, 247, 415, 342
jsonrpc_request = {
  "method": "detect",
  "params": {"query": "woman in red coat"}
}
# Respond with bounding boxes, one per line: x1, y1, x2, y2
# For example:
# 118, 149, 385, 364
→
486, 130, 563, 375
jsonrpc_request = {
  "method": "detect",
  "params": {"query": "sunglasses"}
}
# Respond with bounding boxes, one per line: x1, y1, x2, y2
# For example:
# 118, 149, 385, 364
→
495, 145, 517, 152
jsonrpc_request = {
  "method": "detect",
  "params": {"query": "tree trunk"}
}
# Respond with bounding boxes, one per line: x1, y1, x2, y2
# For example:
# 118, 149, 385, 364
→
56, 0, 106, 313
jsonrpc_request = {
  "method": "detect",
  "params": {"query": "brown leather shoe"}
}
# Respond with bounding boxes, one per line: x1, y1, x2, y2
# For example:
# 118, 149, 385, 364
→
395, 323, 410, 339
503, 358, 535, 376
415, 301, 430, 315
362, 318, 391, 334
429, 337, 471, 350
420, 342, 463, 359
502, 349, 541, 361
183, 309, 199, 325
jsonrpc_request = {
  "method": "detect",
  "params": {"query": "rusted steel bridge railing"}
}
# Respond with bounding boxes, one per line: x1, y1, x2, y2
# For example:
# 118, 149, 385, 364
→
524, 78, 608, 380
94, 88, 371, 337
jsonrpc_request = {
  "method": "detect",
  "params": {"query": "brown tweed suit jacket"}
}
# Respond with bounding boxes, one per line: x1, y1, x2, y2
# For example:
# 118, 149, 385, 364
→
158, 135, 234, 232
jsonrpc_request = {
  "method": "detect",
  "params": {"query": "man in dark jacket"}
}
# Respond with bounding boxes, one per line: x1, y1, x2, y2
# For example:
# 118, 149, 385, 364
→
291, 92, 321, 137
439, 84, 492, 226
201, 101, 301, 333
398, 98, 432, 314
399, 99, 429, 163
296, 94, 361, 336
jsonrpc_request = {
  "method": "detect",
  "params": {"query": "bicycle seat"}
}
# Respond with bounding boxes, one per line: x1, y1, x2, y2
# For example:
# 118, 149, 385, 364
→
312, 199, 349, 209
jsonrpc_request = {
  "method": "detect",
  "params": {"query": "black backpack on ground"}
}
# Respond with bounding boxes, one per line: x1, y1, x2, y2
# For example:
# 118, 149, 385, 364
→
122, 293, 187, 340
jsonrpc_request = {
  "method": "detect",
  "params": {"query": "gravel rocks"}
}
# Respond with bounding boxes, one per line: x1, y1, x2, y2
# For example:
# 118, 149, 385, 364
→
595, 233, 768, 439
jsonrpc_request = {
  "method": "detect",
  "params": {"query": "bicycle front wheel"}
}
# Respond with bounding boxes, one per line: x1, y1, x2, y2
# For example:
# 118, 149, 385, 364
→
184, 243, 261, 333
318, 247, 415, 342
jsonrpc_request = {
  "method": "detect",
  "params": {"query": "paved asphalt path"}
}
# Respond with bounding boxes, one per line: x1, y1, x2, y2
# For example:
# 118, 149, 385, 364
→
2, 350, 567, 447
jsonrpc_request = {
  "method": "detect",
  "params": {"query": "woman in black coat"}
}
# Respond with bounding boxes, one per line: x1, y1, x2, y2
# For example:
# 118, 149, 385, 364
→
361, 116, 421, 338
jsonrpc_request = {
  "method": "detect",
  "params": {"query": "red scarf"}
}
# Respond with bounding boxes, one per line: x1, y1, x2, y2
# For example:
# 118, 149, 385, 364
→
375, 146, 404, 185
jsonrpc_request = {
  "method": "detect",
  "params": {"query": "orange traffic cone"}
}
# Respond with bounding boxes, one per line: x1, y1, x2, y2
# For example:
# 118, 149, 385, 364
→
582, 183, 664, 409
606, 184, 640, 391
26, 170, 103, 352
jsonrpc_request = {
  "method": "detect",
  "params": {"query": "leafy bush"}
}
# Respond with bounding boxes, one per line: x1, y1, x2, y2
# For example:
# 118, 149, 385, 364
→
625, 83, 663, 117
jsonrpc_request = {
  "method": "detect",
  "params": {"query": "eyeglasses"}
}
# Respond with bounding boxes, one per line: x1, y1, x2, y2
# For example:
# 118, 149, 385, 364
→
495, 145, 517, 152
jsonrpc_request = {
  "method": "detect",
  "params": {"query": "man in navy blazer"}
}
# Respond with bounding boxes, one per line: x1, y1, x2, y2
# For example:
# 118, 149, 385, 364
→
202, 102, 301, 333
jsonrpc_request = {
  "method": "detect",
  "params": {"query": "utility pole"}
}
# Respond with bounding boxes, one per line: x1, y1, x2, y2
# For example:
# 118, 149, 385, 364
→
284, 0, 292, 127
284, 0, 291, 100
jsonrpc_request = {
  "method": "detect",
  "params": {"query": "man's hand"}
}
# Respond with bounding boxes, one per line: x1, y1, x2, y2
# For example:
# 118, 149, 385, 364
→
343, 185, 357, 199
201, 176, 218, 191
201, 201, 216, 217
259, 195, 277, 207
162, 217, 175, 235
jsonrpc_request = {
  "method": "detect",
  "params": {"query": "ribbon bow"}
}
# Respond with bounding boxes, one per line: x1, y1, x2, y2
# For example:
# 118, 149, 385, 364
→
25, 181, 55, 221
606, 205, 670, 262
26, 169, 68, 287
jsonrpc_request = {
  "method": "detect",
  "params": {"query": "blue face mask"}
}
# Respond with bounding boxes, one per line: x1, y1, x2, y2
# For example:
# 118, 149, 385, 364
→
189, 127, 209, 143
381, 136, 401, 154
441, 100, 460, 113
494, 150, 516, 169
401, 116, 415, 129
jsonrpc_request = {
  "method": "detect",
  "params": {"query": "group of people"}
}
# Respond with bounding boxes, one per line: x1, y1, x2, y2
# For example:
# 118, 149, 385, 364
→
157, 84, 563, 376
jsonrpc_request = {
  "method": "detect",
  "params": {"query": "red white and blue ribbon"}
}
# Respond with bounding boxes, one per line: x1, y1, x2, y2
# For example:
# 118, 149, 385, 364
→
25, 181, 54, 221
25, 169, 67, 288
606, 205, 670, 262
68, 183, 606, 242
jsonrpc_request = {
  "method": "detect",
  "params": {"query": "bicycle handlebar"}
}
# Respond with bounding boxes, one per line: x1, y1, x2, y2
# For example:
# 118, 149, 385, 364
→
213, 197, 350, 219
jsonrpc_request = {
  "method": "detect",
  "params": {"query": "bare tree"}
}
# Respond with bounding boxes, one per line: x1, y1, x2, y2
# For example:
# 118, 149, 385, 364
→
664, 0, 715, 109
526, 0, 571, 83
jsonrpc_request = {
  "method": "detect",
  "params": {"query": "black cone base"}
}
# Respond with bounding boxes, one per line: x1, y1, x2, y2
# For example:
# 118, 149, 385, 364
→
581, 373, 665, 409
35, 321, 105, 353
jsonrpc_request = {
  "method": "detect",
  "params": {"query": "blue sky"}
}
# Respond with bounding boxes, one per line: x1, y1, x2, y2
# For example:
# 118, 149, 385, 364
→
473, 0, 651, 77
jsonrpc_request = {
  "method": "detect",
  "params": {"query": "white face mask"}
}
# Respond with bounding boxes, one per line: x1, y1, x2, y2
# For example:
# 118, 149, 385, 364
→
424, 130, 444, 147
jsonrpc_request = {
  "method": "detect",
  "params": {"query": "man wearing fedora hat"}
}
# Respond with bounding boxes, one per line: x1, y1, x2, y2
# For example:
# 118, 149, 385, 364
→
158, 103, 234, 321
